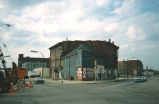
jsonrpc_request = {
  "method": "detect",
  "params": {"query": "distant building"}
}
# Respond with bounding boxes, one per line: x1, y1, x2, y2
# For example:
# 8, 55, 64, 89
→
18, 54, 50, 71
143, 69, 159, 76
143, 69, 154, 76
49, 39, 119, 80
118, 61, 127, 76
118, 60, 143, 76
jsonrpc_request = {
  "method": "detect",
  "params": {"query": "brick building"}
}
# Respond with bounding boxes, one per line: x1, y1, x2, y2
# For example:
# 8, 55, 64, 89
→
118, 60, 143, 76
49, 39, 119, 80
18, 54, 50, 71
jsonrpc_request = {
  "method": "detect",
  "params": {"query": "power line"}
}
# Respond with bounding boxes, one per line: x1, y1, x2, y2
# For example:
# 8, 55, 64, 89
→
0, 31, 14, 67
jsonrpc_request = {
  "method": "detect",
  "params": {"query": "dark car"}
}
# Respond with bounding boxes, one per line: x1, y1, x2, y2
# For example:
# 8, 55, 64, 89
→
24, 76, 29, 79
34, 77, 44, 84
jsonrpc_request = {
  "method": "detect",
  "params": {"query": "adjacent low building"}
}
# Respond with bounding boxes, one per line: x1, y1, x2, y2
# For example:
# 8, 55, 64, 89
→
18, 54, 50, 71
118, 60, 143, 76
49, 39, 119, 80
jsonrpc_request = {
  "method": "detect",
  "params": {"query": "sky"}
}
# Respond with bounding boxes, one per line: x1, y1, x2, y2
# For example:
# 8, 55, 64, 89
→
0, 0, 159, 70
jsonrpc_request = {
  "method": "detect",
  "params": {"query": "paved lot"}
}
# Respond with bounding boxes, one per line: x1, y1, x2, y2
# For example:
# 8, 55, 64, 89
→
0, 77, 159, 104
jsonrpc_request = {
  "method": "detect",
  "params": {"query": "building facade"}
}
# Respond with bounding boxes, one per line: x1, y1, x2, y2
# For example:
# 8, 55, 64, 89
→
62, 44, 107, 80
49, 39, 119, 80
118, 61, 128, 76
18, 54, 50, 71
118, 60, 143, 76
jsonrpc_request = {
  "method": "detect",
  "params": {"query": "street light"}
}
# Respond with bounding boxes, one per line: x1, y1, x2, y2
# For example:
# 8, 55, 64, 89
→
30, 50, 44, 58
0, 24, 11, 27
30, 50, 44, 78
127, 57, 135, 77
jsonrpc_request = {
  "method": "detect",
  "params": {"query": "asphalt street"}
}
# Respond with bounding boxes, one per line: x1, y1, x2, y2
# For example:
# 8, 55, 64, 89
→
0, 78, 159, 104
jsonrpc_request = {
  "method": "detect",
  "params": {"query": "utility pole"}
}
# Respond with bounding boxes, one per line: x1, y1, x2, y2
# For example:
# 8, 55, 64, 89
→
60, 60, 63, 83
94, 60, 97, 82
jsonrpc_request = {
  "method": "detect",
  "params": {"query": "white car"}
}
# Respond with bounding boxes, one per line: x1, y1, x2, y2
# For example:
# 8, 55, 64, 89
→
134, 76, 147, 82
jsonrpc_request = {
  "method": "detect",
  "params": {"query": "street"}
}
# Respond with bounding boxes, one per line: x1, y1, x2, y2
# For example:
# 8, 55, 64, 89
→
0, 77, 159, 104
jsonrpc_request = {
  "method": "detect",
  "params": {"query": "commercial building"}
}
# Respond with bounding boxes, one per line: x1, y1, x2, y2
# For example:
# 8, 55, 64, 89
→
118, 60, 143, 76
18, 54, 50, 71
49, 39, 119, 80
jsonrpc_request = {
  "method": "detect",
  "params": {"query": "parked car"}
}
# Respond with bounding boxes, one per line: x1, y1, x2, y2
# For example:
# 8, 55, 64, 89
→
34, 77, 44, 84
134, 76, 147, 82
24, 76, 29, 79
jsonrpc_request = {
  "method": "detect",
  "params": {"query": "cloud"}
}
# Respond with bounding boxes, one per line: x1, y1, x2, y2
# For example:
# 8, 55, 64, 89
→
95, 0, 111, 7
0, 0, 44, 9
130, 47, 136, 52
111, 0, 138, 17
104, 23, 118, 34
0, 2, 5, 8
113, 1, 122, 7
120, 44, 128, 49
126, 25, 146, 41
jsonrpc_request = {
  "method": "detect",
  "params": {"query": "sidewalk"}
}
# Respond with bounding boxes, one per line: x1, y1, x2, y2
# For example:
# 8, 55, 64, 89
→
44, 78, 114, 85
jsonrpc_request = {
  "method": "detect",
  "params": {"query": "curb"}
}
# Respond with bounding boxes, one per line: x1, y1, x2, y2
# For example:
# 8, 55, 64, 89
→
44, 79, 115, 85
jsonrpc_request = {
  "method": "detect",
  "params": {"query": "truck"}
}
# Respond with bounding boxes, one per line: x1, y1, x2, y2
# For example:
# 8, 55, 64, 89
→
28, 71, 40, 78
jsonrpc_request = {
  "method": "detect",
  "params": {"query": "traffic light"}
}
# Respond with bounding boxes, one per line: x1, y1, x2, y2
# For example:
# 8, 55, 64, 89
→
94, 60, 97, 69
60, 60, 63, 70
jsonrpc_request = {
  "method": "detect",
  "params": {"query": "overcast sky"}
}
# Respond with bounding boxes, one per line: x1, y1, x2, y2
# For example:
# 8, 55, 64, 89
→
0, 0, 159, 70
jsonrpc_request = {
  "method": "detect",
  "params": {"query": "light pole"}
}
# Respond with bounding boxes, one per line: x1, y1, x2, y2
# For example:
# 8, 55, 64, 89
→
0, 24, 11, 27
127, 57, 135, 77
94, 60, 97, 82
30, 50, 44, 78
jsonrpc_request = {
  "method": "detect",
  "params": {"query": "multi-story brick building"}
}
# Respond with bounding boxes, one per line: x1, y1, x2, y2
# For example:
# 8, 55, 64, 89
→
18, 54, 50, 71
118, 60, 143, 76
118, 60, 128, 76
49, 39, 119, 80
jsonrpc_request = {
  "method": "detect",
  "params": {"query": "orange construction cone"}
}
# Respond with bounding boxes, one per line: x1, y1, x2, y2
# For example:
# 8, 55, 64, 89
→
28, 81, 31, 88
11, 91, 13, 96
29, 82, 31, 87
27, 81, 29, 88
11, 86, 13, 96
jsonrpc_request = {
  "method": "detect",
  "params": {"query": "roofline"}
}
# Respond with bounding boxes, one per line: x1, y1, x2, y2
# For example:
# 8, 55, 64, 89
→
49, 40, 119, 50
118, 60, 142, 62
49, 42, 63, 50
